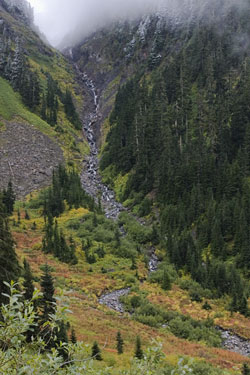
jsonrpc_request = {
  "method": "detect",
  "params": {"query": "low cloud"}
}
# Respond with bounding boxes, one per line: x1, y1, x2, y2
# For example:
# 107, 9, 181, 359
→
29, 0, 249, 47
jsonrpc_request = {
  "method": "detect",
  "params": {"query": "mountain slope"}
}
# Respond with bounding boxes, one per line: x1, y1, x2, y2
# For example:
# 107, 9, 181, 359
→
70, 0, 250, 316
1, 1, 250, 373
0, 0, 88, 196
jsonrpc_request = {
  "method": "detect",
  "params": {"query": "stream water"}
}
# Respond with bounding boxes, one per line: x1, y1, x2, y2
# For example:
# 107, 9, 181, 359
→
74, 62, 124, 220
71, 53, 250, 357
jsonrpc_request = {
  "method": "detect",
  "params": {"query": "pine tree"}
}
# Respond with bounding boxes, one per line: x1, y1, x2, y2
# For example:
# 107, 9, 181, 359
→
24, 210, 30, 220
91, 341, 102, 360
53, 220, 60, 258
0, 201, 20, 305
2, 180, 15, 215
71, 328, 77, 344
161, 269, 171, 290
55, 321, 69, 360
242, 363, 250, 375
116, 331, 124, 354
134, 336, 143, 359
42, 214, 54, 254
41, 94, 47, 121
17, 209, 21, 225
23, 258, 34, 301
130, 257, 137, 270
39, 264, 56, 325
114, 228, 121, 247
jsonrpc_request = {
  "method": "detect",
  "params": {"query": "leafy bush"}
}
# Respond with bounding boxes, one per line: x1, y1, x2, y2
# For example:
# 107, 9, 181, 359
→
179, 279, 213, 300
122, 294, 221, 346
149, 262, 178, 285
0, 283, 230, 375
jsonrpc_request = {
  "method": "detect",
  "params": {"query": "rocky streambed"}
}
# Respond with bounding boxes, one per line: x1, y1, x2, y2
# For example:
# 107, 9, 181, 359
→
73, 61, 124, 221
71, 55, 250, 358
217, 327, 250, 357
99, 288, 131, 313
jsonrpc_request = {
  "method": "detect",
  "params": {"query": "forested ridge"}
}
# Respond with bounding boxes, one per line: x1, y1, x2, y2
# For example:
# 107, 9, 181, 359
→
100, 0, 250, 313
2, 0, 250, 373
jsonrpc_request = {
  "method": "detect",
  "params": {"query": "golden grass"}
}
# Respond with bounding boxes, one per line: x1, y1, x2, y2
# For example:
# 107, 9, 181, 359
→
10, 199, 250, 372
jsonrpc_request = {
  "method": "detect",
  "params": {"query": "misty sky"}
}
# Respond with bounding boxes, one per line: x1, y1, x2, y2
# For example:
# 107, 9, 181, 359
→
28, 0, 156, 46
28, 0, 248, 47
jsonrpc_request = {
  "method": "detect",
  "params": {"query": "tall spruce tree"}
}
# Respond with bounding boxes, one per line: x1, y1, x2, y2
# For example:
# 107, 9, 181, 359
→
71, 328, 77, 344
91, 341, 102, 361
23, 258, 34, 301
116, 331, 124, 354
39, 264, 56, 322
134, 336, 143, 359
0, 200, 20, 305
2, 180, 15, 215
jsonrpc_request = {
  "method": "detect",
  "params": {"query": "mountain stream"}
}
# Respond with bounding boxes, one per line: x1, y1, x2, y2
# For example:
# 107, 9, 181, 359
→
72, 55, 250, 357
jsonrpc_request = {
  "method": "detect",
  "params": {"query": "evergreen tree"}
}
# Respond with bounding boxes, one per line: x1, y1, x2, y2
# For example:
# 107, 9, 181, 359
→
24, 210, 30, 220
242, 363, 250, 375
0, 200, 20, 305
23, 258, 34, 301
91, 341, 102, 360
39, 264, 56, 326
55, 321, 69, 361
130, 257, 137, 270
116, 331, 124, 354
134, 336, 143, 359
42, 214, 54, 254
41, 94, 47, 121
17, 209, 21, 225
161, 269, 171, 291
71, 328, 77, 344
64, 88, 81, 130
2, 180, 15, 215
114, 228, 121, 247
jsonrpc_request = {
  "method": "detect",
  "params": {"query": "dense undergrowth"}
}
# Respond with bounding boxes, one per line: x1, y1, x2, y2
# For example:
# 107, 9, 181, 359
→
0, 169, 248, 372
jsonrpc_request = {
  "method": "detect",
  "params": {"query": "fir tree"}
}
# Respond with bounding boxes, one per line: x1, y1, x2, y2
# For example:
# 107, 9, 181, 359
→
161, 269, 171, 291
130, 257, 137, 270
2, 181, 15, 215
24, 210, 30, 220
241, 363, 250, 375
41, 94, 47, 121
17, 209, 21, 225
42, 214, 54, 254
55, 321, 69, 361
242, 363, 250, 375
39, 264, 56, 325
71, 328, 77, 344
0, 201, 20, 305
134, 336, 143, 359
91, 341, 102, 360
23, 258, 34, 301
116, 331, 124, 354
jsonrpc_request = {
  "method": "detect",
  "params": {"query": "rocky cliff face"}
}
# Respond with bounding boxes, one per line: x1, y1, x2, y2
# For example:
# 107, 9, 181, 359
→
0, 0, 33, 25
0, 121, 64, 197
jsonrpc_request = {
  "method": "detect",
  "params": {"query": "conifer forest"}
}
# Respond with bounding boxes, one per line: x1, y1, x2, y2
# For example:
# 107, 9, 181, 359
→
1, 0, 250, 373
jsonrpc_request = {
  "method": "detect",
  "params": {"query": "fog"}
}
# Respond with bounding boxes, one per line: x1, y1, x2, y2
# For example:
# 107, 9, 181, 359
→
29, 0, 157, 46
28, 0, 249, 47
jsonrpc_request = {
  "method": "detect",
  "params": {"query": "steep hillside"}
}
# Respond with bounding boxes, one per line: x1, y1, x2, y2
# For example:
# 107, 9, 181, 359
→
71, 0, 250, 325
0, 0, 88, 196
2, 1, 250, 374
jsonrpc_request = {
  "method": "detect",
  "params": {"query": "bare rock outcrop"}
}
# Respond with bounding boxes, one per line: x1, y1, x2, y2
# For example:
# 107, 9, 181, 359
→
0, 121, 64, 197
